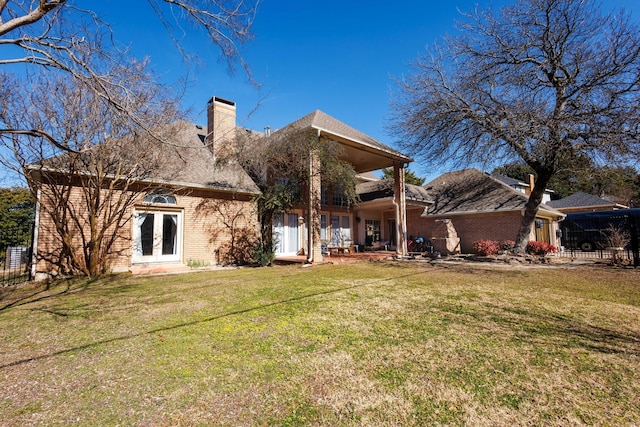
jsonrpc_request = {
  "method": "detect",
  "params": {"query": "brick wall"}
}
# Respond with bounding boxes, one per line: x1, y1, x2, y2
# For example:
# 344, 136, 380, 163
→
406, 210, 535, 253
184, 190, 258, 265
35, 185, 259, 277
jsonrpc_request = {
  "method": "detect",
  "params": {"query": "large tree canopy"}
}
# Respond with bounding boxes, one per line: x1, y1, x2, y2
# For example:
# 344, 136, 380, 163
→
2, 69, 182, 276
0, 187, 34, 257
391, 0, 640, 252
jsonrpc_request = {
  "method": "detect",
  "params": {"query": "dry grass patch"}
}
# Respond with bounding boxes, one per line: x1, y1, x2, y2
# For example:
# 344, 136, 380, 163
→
0, 262, 639, 425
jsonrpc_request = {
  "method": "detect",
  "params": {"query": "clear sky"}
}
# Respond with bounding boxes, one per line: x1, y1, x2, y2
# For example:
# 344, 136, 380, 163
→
14, 1, 640, 183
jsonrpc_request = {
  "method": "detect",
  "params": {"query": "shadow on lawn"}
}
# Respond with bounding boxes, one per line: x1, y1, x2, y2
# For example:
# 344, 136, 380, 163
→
438, 300, 640, 356
0, 275, 120, 312
0, 271, 423, 370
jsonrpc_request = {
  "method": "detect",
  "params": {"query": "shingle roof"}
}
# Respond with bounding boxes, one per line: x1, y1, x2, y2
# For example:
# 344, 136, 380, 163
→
278, 110, 412, 162
546, 192, 617, 209
492, 174, 522, 187
150, 121, 260, 193
357, 178, 432, 205
423, 169, 563, 216
36, 121, 261, 195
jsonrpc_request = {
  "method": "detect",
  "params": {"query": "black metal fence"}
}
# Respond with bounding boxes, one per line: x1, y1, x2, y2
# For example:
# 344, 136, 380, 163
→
558, 209, 640, 267
1, 227, 33, 286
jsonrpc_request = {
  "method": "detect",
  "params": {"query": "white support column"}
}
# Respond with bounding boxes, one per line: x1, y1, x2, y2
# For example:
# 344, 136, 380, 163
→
393, 163, 408, 256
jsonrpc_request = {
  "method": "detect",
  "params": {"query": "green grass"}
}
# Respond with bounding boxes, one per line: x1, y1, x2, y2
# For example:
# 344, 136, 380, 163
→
0, 262, 639, 426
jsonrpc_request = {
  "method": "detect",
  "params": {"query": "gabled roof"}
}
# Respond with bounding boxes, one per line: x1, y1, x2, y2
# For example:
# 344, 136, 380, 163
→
422, 169, 563, 217
275, 110, 412, 172
357, 178, 432, 205
547, 191, 625, 210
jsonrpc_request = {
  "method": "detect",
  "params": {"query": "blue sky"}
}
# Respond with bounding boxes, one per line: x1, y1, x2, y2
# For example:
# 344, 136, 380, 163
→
8, 0, 640, 183
105, 0, 511, 180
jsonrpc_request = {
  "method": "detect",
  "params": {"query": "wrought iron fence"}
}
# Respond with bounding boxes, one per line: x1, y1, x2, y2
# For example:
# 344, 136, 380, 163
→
557, 209, 640, 267
1, 227, 33, 286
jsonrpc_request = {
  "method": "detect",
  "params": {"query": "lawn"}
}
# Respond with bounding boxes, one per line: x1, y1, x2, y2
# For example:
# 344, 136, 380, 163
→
0, 261, 639, 426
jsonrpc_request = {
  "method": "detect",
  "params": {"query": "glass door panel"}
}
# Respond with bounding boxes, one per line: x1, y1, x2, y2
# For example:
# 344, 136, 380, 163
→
287, 213, 299, 254
162, 214, 178, 255
140, 213, 155, 256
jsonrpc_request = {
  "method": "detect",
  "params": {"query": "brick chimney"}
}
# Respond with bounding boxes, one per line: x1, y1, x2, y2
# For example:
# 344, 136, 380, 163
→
525, 174, 535, 196
206, 96, 236, 157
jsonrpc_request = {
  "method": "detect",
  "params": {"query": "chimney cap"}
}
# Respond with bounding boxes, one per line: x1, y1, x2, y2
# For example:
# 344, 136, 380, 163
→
207, 96, 236, 107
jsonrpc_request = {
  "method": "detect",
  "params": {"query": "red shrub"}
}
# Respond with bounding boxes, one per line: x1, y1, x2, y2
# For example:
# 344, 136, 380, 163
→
472, 240, 500, 256
526, 241, 558, 256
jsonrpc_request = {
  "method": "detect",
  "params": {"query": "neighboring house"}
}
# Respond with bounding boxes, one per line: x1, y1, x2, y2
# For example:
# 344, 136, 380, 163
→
30, 97, 413, 277
493, 173, 554, 203
406, 169, 565, 254
547, 191, 628, 213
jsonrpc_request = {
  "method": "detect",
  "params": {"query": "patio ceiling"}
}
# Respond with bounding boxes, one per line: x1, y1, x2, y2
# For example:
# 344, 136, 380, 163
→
321, 130, 412, 173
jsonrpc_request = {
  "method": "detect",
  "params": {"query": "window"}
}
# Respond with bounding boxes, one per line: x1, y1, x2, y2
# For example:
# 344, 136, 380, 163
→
274, 177, 301, 201
272, 212, 300, 255
143, 191, 176, 204
331, 216, 340, 246
321, 185, 328, 206
341, 216, 351, 241
329, 215, 352, 247
332, 184, 347, 207
320, 214, 328, 240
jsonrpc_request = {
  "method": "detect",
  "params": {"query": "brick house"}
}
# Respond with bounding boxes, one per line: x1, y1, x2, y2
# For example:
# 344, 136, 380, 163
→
30, 97, 412, 278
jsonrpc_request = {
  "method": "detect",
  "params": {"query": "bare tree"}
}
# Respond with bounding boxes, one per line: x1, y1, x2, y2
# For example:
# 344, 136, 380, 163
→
391, 0, 640, 253
0, 1, 258, 75
0, 0, 259, 149
1, 67, 181, 276
195, 198, 258, 265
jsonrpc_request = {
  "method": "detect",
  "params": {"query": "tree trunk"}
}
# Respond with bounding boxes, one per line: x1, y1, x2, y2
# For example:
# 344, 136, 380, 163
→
87, 239, 101, 277
513, 172, 553, 254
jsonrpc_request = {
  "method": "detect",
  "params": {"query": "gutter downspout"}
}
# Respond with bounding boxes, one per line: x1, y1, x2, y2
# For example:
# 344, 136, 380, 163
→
307, 147, 314, 263
30, 188, 41, 280
392, 196, 401, 256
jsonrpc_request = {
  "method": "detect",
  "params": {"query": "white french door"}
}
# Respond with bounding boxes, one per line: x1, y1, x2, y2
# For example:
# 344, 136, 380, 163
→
133, 210, 183, 263
273, 213, 300, 255
330, 215, 351, 246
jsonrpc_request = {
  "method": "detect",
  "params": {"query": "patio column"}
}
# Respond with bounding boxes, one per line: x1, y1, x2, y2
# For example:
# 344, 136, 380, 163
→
307, 147, 323, 263
393, 163, 408, 256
